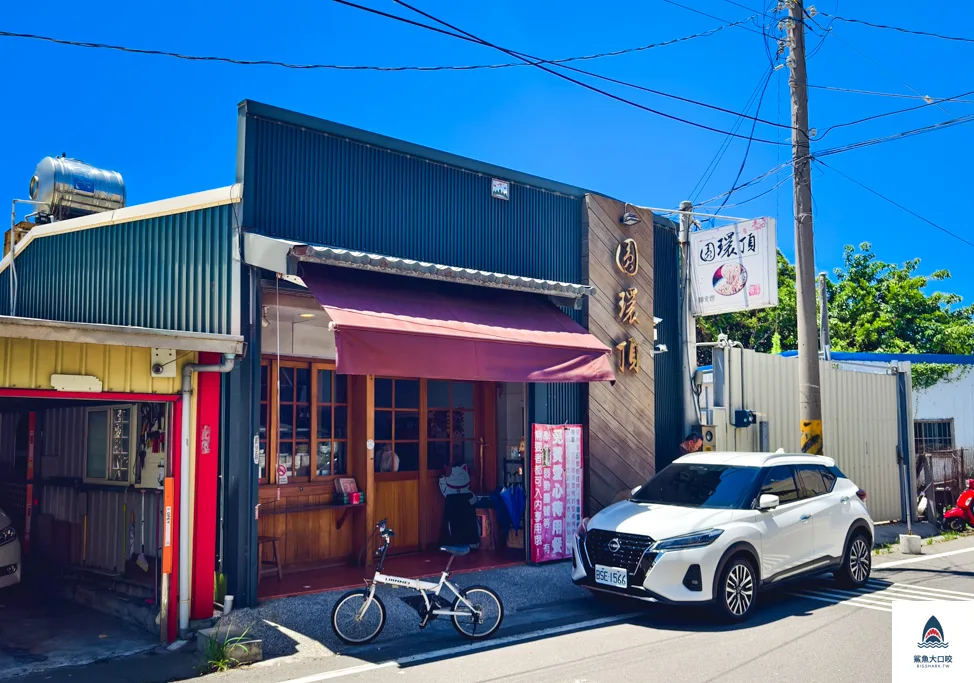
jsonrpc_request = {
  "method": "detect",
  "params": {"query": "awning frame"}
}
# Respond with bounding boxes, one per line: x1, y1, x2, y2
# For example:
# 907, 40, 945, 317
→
0, 315, 245, 355
243, 232, 593, 309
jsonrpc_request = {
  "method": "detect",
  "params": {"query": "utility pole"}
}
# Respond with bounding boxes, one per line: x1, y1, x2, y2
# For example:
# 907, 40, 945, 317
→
786, 0, 823, 455
678, 200, 699, 435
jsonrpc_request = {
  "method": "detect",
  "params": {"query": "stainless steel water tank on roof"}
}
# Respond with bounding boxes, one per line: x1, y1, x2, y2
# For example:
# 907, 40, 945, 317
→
29, 156, 125, 220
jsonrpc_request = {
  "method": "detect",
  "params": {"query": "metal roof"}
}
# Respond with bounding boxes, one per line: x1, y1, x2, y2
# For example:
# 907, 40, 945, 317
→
243, 233, 594, 304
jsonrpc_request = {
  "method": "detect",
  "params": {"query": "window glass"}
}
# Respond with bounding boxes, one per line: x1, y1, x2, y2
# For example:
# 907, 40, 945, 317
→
85, 411, 108, 479
760, 465, 800, 503
819, 466, 837, 492
375, 378, 393, 408
396, 380, 420, 409
796, 465, 829, 497
631, 464, 761, 509
452, 382, 475, 410
428, 380, 451, 408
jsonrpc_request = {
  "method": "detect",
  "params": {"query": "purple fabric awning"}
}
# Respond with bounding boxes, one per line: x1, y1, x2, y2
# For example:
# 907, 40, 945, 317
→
302, 267, 614, 383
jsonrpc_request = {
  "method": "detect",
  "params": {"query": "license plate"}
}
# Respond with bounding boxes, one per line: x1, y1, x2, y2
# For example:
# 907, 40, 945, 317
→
595, 565, 628, 588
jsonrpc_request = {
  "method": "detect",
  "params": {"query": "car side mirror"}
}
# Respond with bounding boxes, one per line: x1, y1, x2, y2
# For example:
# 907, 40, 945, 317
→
631, 486, 642, 496
758, 494, 780, 510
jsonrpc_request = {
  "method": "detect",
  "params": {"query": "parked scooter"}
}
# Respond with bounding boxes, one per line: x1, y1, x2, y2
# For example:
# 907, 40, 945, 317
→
941, 478, 974, 532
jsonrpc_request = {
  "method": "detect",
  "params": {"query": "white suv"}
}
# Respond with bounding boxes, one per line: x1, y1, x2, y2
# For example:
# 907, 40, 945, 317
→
571, 452, 873, 620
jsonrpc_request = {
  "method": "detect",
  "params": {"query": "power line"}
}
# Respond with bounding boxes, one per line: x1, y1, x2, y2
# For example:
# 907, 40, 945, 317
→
816, 88, 974, 141
804, 11, 952, 117
713, 69, 775, 215
661, 0, 767, 37
333, 0, 790, 143
808, 84, 974, 104
817, 13, 974, 44
690, 69, 774, 202
0, 17, 754, 73
695, 158, 799, 207
817, 114, 974, 157
697, 172, 794, 210
814, 158, 974, 249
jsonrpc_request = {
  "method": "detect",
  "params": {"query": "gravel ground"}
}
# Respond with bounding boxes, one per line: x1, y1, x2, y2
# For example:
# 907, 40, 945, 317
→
216, 561, 587, 661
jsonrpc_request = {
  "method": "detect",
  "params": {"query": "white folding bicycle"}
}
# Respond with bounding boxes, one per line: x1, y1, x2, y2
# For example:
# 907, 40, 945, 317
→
330, 520, 504, 645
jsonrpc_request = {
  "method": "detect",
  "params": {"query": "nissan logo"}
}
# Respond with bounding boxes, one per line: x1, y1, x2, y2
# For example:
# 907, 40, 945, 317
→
607, 538, 622, 553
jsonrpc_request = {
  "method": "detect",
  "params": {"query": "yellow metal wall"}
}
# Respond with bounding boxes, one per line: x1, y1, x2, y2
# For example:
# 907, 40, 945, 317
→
0, 338, 195, 394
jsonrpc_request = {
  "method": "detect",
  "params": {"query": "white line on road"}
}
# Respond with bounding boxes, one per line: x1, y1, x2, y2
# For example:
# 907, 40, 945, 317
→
867, 582, 974, 600
279, 612, 642, 683
791, 592, 891, 612
873, 546, 974, 569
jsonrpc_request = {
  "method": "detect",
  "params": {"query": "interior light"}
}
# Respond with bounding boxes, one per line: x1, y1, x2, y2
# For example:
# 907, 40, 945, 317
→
299, 313, 316, 319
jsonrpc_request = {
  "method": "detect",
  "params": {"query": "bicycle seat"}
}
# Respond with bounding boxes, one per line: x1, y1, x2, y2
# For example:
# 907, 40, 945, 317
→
440, 545, 470, 556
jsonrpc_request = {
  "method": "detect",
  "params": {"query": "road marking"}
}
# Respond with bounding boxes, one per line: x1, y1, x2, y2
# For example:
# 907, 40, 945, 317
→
873, 546, 974, 569
788, 580, 974, 613
279, 612, 642, 682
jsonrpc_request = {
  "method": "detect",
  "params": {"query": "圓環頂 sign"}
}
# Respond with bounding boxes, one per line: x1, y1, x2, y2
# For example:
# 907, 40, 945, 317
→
690, 217, 778, 316
530, 424, 584, 563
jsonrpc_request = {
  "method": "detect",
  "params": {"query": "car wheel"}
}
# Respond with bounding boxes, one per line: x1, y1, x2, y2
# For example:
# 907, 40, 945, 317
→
836, 532, 871, 588
715, 556, 757, 621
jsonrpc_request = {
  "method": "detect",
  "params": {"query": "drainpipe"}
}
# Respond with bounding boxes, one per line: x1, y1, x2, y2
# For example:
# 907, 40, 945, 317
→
180, 353, 236, 635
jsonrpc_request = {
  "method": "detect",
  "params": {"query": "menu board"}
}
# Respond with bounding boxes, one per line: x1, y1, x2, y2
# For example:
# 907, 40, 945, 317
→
529, 424, 584, 563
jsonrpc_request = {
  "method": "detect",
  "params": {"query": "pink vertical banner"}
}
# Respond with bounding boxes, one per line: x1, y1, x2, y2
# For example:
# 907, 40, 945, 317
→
530, 424, 584, 563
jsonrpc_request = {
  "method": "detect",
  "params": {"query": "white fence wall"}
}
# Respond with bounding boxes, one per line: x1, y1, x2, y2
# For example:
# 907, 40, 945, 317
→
709, 350, 907, 523
915, 369, 974, 452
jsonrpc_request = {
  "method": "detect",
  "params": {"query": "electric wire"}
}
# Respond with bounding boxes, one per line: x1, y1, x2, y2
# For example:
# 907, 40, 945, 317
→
333, 0, 791, 143
804, 10, 952, 117
689, 69, 773, 202
816, 114, 974, 157
814, 158, 974, 249
661, 0, 768, 37
808, 85, 974, 104
816, 88, 974, 141
712, 68, 775, 215
0, 17, 754, 73
817, 13, 974, 44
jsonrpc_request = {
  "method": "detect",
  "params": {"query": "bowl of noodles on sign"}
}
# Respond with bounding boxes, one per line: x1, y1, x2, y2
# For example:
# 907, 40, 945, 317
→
712, 263, 748, 296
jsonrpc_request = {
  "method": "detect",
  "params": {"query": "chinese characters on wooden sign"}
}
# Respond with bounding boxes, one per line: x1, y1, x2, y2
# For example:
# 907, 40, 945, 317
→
613, 228, 642, 374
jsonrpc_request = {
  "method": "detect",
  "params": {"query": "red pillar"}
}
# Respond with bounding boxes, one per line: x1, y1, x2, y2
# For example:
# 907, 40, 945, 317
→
191, 353, 221, 620
167, 398, 182, 643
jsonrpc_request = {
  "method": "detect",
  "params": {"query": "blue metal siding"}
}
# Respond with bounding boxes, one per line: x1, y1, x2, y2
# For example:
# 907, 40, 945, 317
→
242, 113, 583, 284
0, 205, 234, 334
653, 219, 683, 469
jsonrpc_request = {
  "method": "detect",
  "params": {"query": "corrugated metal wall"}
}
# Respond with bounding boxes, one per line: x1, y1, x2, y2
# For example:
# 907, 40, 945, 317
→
719, 350, 904, 522
241, 111, 584, 283
32, 406, 164, 571
653, 219, 683, 469
0, 205, 234, 334
39, 407, 85, 478
0, 338, 193, 392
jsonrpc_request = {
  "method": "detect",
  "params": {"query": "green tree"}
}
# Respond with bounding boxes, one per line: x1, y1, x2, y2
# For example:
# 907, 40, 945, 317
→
695, 243, 974, 389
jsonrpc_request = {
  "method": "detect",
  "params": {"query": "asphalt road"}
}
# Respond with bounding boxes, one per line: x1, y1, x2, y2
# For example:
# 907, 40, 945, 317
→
205, 536, 974, 683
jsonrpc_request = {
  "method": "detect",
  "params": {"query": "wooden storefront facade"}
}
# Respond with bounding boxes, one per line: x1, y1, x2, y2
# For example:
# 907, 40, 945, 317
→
224, 100, 683, 603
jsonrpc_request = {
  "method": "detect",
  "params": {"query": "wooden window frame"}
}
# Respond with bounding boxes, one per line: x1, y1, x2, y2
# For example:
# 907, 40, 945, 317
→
426, 380, 477, 479
261, 357, 352, 487
374, 377, 421, 477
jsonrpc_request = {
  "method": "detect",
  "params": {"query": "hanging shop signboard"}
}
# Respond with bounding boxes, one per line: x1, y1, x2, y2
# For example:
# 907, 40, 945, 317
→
529, 424, 584, 563
690, 217, 778, 316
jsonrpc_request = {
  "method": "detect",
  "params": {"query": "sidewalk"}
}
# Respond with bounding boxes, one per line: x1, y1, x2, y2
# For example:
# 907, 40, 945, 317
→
216, 560, 587, 662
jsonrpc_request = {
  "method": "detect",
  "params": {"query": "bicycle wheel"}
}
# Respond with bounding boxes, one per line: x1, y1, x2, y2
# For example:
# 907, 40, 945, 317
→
331, 590, 386, 645
451, 585, 503, 639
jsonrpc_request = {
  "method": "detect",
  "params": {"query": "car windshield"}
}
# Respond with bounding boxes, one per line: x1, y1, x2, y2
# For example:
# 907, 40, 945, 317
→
631, 463, 761, 509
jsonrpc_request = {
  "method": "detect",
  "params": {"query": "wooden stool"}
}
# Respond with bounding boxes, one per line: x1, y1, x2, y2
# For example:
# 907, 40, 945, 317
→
257, 536, 283, 583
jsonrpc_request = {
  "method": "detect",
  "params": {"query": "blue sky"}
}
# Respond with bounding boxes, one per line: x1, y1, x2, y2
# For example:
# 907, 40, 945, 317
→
2, 1, 972, 302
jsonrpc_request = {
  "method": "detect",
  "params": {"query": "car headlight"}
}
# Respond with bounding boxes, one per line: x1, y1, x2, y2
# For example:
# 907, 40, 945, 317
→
652, 528, 724, 551
0, 525, 16, 547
